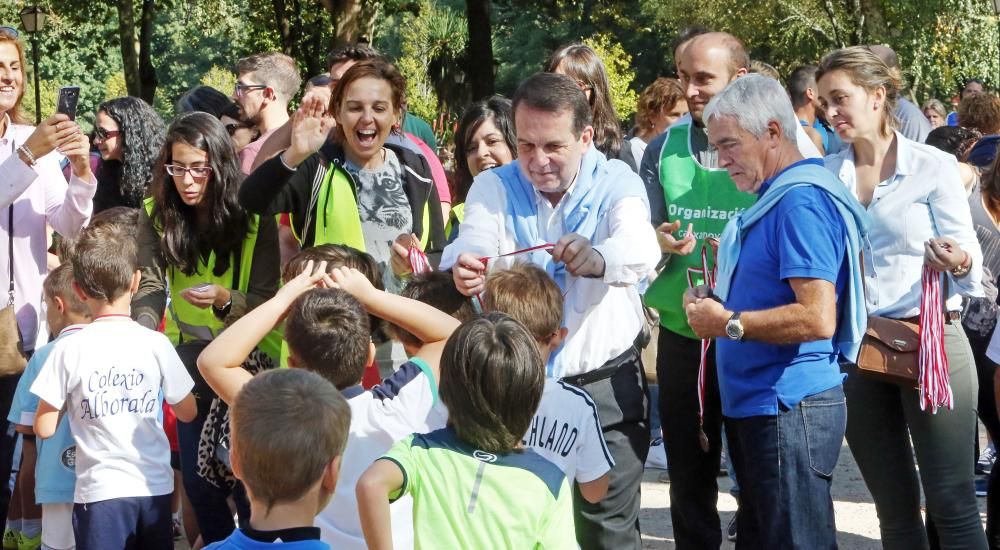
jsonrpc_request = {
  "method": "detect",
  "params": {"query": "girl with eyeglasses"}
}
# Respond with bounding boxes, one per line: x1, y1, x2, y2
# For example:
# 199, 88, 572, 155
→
0, 26, 96, 530
91, 96, 165, 212
132, 112, 279, 544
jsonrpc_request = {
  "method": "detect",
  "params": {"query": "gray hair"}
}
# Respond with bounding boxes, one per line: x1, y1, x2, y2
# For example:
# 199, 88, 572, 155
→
704, 73, 798, 143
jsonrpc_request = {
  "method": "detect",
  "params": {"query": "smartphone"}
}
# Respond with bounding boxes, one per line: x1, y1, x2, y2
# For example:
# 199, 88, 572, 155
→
184, 283, 213, 294
56, 86, 80, 120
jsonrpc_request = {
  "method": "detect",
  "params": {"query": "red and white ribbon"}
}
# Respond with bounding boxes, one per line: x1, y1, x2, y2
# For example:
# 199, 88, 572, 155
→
686, 244, 716, 452
918, 265, 953, 413
472, 244, 556, 314
408, 247, 432, 275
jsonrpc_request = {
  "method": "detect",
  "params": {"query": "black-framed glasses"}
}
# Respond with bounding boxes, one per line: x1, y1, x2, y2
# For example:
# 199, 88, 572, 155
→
94, 127, 120, 141
0, 26, 18, 39
164, 164, 212, 178
234, 83, 267, 98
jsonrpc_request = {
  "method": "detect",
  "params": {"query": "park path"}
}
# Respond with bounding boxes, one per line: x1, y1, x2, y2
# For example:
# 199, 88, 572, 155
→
638, 439, 989, 549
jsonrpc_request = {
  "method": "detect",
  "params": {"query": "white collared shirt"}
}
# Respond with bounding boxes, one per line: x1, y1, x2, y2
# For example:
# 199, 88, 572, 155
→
440, 161, 660, 378
824, 132, 983, 318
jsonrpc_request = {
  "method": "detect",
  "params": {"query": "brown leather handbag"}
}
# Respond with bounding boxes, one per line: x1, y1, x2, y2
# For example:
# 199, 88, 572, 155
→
0, 203, 27, 377
856, 315, 920, 388
855, 263, 947, 388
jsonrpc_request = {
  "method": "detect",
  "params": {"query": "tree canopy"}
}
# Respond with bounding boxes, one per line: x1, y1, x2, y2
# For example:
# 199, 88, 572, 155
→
2, 0, 996, 136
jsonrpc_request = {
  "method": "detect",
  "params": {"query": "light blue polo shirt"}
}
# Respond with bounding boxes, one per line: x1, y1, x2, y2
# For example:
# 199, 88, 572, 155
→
8, 325, 84, 504
716, 159, 848, 418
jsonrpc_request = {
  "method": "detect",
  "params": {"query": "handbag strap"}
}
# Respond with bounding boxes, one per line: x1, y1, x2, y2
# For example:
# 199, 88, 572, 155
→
7, 138, 13, 307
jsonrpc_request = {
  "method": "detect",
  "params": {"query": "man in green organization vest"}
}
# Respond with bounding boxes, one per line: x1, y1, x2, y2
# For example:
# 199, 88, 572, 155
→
640, 32, 821, 548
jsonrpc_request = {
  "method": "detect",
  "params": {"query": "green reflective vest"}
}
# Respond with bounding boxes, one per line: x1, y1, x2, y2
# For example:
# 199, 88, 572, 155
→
289, 163, 431, 251
642, 121, 756, 339
144, 198, 282, 360
445, 202, 465, 241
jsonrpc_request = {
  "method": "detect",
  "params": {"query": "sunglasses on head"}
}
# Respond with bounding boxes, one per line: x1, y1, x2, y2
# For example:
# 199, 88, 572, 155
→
0, 26, 18, 39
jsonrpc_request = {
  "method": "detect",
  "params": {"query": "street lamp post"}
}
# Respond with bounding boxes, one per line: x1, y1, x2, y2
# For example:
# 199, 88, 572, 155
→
18, 6, 46, 125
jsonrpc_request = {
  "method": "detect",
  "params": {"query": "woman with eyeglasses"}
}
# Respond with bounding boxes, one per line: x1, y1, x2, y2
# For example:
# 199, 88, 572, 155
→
240, 58, 445, 292
0, 26, 96, 525
546, 43, 636, 171
132, 112, 279, 544
90, 96, 165, 212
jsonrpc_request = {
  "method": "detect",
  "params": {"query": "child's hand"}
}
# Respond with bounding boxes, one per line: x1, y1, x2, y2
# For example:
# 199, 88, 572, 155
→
276, 260, 329, 304
323, 266, 378, 304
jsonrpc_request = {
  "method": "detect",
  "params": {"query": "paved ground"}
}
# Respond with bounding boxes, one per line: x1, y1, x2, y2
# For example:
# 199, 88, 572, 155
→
638, 439, 990, 549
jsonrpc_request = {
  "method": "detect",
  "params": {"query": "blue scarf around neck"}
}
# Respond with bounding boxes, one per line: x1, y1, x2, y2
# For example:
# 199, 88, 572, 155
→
713, 161, 871, 363
493, 146, 649, 290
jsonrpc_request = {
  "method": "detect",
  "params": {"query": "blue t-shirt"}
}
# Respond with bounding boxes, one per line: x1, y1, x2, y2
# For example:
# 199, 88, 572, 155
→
716, 159, 848, 418
7, 326, 85, 504
203, 528, 329, 549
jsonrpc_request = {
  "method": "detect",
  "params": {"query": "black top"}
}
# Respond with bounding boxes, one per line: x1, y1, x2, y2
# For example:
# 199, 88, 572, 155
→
239, 139, 446, 255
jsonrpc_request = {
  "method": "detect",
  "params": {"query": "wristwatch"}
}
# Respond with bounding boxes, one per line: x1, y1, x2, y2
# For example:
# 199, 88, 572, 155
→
951, 252, 972, 278
725, 312, 745, 341
213, 297, 233, 319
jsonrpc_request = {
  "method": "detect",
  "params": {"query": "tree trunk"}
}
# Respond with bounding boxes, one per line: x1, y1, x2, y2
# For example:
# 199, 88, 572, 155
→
325, 0, 367, 46
137, 0, 158, 104
117, 0, 142, 98
465, 0, 494, 99
271, 0, 294, 57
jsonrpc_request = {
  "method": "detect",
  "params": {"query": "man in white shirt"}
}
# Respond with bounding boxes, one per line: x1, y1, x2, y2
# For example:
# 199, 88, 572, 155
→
443, 72, 659, 549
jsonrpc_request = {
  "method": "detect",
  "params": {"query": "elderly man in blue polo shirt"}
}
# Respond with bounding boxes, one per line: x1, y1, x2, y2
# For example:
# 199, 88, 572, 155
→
684, 74, 869, 549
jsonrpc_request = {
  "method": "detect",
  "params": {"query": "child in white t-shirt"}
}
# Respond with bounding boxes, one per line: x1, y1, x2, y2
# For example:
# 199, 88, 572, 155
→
31, 220, 196, 550
197, 257, 461, 550
484, 263, 614, 504
8, 263, 91, 550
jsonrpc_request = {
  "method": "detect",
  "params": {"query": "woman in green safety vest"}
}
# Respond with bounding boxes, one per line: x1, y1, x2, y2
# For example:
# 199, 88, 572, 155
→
131, 111, 279, 543
239, 58, 445, 292
444, 96, 516, 244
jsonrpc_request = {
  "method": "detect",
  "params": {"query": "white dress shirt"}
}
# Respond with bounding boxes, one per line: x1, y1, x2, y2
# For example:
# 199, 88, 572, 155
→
440, 155, 660, 378
824, 132, 983, 318
0, 116, 96, 350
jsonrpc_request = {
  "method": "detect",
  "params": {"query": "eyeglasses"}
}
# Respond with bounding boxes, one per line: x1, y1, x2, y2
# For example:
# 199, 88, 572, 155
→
164, 164, 212, 178
224, 123, 247, 136
94, 127, 120, 141
234, 83, 267, 98
0, 26, 18, 39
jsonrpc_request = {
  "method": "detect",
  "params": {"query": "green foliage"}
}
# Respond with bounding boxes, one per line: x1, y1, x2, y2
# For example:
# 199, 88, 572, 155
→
3, 0, 995, 146
378, 0, 468, 125
586, 33, 639, 119
200, 66, 237, 96
639, 0, 1000, 105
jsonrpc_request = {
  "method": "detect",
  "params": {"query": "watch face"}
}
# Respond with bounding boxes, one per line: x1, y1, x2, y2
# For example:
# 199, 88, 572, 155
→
726, 320, 742, 340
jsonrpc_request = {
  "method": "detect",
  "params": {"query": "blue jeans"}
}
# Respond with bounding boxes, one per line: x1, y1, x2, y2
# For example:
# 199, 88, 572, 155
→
726, 385, 846, 550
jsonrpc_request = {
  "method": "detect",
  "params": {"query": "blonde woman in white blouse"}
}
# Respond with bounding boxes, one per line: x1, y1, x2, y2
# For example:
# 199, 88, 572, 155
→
818, 46, 986, 550
0, 28, 95, 524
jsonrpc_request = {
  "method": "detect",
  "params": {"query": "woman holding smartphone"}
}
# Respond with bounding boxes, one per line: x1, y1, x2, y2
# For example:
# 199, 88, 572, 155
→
0, 27, 95, 525
131, 112, 279, 544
